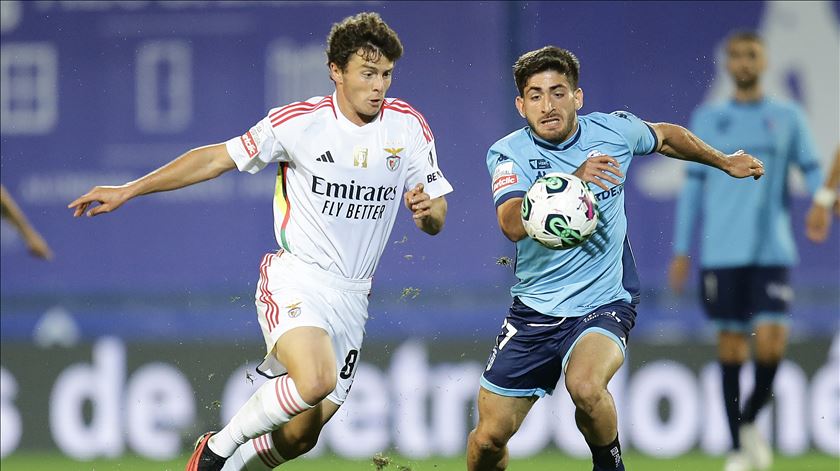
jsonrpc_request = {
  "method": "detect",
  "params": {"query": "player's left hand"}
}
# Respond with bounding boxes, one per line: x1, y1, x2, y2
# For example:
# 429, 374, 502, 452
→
725, 150, 764, 180
404, 183, 432, 219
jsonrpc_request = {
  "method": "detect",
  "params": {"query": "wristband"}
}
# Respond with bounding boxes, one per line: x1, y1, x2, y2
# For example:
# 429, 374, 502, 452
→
814, 187, 837, 208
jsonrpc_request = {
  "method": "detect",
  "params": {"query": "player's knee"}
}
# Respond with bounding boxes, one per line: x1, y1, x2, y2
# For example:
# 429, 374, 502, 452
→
294, 373, 336, 404
470, 426, 509, 455
567, 378, 605, 415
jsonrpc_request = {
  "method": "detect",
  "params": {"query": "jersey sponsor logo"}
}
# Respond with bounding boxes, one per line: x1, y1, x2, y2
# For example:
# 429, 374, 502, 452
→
593, 183, 624, 202
240, 130, 259, 159
311, 176, 398, 202
384, 147, 404, 171
492, 174, 518, 193
285, 302, 302, 318
316, 151, 335, 163
353, 146, 368, 168
529, 158, 551, 170
496, 154, 510, 163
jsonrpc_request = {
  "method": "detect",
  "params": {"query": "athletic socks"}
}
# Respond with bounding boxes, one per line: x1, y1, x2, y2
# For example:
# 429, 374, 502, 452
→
208, 375, 312, 458
221, 433, 287, 471
721, 362, 743, 449
742, 361, 780, 424
588, 434, 624, 470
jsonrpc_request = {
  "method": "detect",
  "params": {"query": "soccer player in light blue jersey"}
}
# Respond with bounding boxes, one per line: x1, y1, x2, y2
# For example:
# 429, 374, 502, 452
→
466, 46, 765, 471
668, 32, 825, 471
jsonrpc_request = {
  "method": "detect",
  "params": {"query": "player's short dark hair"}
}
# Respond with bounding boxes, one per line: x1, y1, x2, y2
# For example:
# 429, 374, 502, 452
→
326, 12, 403, 71
513, 46, 580, 96
726, 30, 764, 48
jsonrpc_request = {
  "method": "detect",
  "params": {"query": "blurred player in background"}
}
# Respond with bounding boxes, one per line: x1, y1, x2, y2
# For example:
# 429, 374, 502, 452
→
69, 12, 451, 471
668, 31, 825, 471
1, 184, 52, 260
467, 46, 764, 471
805, 147, 840, 242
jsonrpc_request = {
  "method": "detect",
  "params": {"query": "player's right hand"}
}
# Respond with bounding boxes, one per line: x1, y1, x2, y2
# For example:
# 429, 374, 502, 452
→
68, 185, 131, 217
573, 154, 624, 192
668, 255, 691, 295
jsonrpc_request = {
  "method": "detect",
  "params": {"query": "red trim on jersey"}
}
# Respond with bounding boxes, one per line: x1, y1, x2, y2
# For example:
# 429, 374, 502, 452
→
270, 96, 335, 127
382, 99, 434, 143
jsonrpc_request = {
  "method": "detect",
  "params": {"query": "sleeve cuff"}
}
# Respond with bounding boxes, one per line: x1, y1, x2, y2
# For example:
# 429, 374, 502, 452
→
494, 190, 526, 208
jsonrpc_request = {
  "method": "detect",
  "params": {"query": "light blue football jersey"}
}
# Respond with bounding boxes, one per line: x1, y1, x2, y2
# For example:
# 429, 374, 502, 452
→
487, 111, 658, 317
673, 98, 824, 268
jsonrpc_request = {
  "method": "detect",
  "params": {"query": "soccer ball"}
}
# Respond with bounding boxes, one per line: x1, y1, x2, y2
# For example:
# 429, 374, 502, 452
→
521, 172, 599, 249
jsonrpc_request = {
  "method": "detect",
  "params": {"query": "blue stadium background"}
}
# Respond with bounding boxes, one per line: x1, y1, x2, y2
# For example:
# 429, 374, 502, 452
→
1, 0, 838, 460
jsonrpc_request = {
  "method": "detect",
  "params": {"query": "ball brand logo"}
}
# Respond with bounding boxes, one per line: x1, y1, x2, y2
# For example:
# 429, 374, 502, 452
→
543, 175, 569, 194
384, 147, 404, 171
240, 131, 259, 159
285, 302, 302, 318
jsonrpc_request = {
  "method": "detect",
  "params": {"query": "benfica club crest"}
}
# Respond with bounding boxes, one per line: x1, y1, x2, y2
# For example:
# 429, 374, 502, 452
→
384, 147, 404, 171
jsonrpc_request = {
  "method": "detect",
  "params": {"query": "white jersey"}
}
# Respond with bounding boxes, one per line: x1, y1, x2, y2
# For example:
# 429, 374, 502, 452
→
226, 93, 453, 280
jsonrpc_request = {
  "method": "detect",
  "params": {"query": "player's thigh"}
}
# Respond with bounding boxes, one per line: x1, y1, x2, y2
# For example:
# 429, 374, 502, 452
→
564, 332, 624, 390
561, 303, 635, 388
275, 327, 337, 380
475, 386, 538, 442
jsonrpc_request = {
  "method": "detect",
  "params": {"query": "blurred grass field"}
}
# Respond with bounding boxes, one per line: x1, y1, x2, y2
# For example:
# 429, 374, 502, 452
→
1, 451, 837, 470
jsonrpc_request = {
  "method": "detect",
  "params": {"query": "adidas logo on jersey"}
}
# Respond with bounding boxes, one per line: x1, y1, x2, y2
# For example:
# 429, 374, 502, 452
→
317, 151, 335, 163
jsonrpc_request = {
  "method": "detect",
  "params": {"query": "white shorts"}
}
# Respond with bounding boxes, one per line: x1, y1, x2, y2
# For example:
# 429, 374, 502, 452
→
254, 250, 371, 405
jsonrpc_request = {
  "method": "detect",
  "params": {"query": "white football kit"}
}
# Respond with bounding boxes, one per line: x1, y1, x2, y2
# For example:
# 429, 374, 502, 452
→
225, 93, 452, 404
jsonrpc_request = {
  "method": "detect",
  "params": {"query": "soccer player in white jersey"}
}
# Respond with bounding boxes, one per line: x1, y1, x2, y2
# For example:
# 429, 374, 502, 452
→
68, 12, 451, 471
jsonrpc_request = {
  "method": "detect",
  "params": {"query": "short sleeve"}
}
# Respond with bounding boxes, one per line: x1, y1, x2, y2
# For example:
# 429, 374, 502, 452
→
404, 136, 453, 200
487, 149, 530, 208
225, 113, 291, 175
609, 111, 658, 156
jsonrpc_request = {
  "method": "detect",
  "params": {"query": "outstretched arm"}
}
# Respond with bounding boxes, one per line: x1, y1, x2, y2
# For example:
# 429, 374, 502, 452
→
1, 185, 53, 259
404, 183, 447, 235
648, 122, 764, 179
69, 143, 236, 217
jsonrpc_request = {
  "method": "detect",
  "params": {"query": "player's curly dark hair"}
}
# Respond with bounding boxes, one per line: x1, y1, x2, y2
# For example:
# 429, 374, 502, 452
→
326, 12, 403, 72
513, 46, 580, 96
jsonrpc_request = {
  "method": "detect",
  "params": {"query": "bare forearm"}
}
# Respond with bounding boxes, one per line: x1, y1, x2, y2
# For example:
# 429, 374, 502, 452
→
125, 144, 235, 198
498, 198, 528, 242
0, 186, 36, 236
826, 148, 840, 189
653, 123, 731, 172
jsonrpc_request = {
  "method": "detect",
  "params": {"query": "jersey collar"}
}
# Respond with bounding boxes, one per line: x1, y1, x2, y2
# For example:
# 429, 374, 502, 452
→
333, 92, 382, 134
